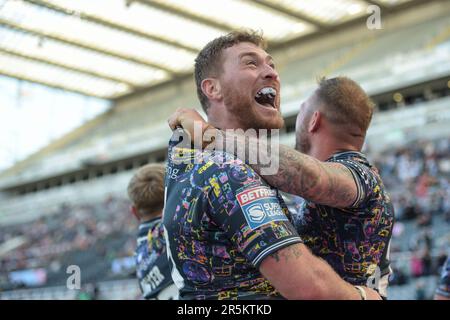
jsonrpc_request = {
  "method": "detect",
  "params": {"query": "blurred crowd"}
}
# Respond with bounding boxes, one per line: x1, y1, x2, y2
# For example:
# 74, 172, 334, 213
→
0, 196, 137, 290
374, 137, 450, 223
372, 137, 450, 298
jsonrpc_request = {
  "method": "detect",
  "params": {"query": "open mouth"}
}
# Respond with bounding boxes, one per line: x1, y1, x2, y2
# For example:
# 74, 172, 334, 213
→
255, 87, 277, 109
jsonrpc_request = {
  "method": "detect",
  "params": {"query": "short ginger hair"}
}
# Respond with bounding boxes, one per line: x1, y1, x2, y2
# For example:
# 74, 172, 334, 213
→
316, 76, 375, 136
127, 163, 165, 216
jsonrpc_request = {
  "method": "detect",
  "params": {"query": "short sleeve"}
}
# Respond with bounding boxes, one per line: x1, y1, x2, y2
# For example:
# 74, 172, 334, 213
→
335, 158, 378, 209
205, 158, 302, 269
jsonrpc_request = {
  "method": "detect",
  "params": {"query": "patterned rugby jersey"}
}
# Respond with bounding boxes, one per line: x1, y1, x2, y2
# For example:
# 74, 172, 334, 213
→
292, 151, 394, 296
163, 131, 302, 300
135, 217, 175, 299
435, 257, 450, 298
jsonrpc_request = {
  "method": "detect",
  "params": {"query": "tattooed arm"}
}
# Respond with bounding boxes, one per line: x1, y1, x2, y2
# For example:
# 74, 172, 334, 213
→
168, 107, 358, 208
252, 144, 358, 208
217, 132, 358, 208
259, 243, 380, 300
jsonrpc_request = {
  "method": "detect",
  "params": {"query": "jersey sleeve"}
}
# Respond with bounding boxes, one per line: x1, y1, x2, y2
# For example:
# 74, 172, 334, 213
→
204, 157, 303, 269
335, 158, 379, 209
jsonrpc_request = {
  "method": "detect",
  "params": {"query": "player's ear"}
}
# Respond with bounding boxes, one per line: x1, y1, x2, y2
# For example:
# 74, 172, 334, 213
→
130, 206, 140, 221
201, 78, 222, 102
309, 111, 321, 133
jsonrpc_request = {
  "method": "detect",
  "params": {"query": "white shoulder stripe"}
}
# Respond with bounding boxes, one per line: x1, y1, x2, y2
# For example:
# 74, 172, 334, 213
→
252, 237, 302, 267
346, 165, 364, 207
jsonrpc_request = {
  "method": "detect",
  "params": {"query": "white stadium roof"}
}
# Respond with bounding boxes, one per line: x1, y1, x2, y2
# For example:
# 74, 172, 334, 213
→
0, 0, 419, 99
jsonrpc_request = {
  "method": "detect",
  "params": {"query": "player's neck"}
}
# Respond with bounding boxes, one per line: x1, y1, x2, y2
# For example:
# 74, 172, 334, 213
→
140, 214, 161, 223
309, 143, 357, 161
207, 104, 247, 131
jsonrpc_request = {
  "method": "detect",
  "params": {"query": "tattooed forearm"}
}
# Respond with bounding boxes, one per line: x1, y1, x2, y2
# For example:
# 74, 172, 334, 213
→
269, 245, 303, 263
217, 131, 358, 207
263, 145, 357, 207
319, 163, 358, 207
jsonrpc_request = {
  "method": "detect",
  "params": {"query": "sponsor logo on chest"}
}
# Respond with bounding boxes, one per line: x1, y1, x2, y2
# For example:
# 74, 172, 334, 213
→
236, 186, 288, 230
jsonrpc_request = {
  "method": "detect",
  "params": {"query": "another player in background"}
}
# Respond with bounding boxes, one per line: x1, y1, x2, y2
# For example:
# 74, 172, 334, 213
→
434, 256, 449, 300
127, 163, 178, 300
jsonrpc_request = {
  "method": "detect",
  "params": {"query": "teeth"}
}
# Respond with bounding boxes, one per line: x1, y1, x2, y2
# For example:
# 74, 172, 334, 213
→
255, 87, 277, 108
256, 87, 276, 97
261, 87, 276, 95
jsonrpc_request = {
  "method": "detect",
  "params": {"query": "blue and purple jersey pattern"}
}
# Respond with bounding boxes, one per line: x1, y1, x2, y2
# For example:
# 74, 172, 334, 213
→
135, 217, 174, 299
436, 257, 450, 298
293, 151, 394, 291
163, 132, 302, 300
